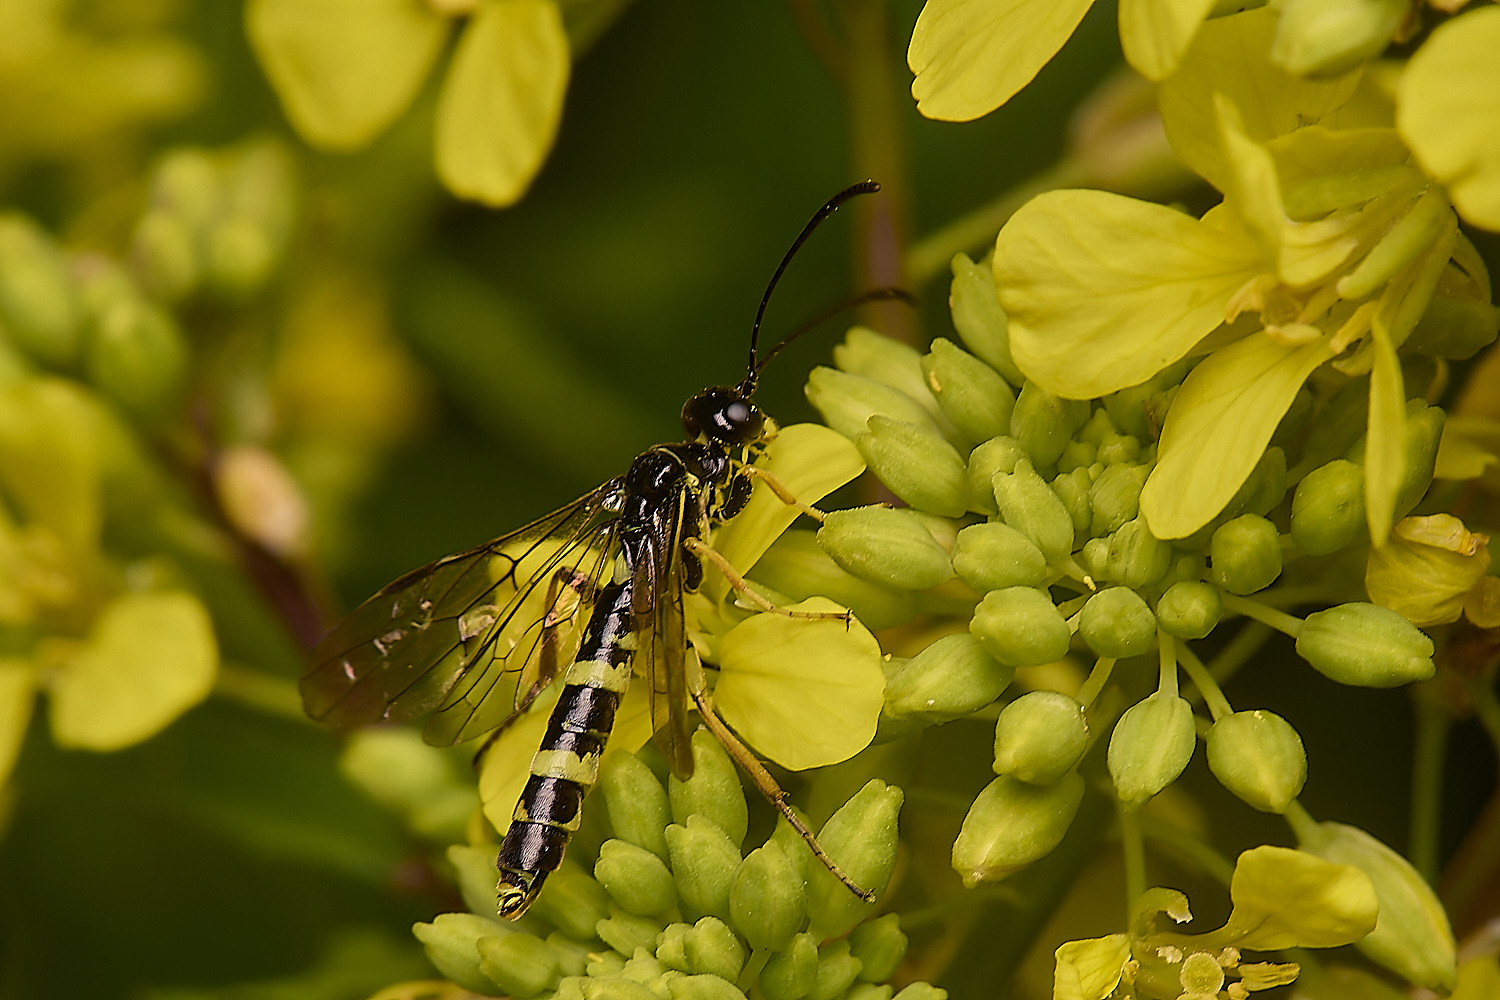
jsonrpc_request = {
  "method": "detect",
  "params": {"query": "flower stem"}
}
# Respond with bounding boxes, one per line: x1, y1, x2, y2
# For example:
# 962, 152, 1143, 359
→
1158, 632, 1179, 698
1177, 643, 1234, 721
1219, 592, 1306, 638
1118, 797, 1146, 907
1077, 656, 1117, 710
1410, 691, 1450, 883
1207, 621, 1273, 688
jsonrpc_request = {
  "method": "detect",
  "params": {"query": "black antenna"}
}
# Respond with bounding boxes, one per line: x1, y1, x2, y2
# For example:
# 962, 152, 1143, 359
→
751, 287, 917, 378
744, 180, 881, 392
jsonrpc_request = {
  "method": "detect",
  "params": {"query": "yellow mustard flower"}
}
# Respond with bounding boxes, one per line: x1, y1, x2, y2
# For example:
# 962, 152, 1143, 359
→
991, 8, 1496, 542
247, 0, 569, 207
1365, 513, 1491, 626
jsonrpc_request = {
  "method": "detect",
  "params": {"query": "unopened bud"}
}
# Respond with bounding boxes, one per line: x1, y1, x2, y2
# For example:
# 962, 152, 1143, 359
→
596, 911, 664, 958
1366, 514, 1490, 626
1089, 463, 1149, 536
951, 772, 1085, 886
856, 416, 970, 516
1297, 820, 1456, 993
0, 214, 82, 366
849, 914, 907, 982
1291, 459, 1366, 555
970, 587, 1071, 668
1108, 517, 1173, 589
1408, 296, 1500, 360
1011, 382, 1090, 469
993, 458, 1074, 558
808, 941, 863, 1000
685, 916, 745, 981
950, 253, 1023, 385
448, 844, 503, 917
1154, 581, 1222, 639
600, 752, 671, 862
967, 435, 1026, 514
1210, 515, 1283, 595
993, 690, 1089, 785
1051, 467, 1094, 536
752, 529, 914, 631
657, 922, 695, 973
478, 931, 562, 998
884, 633, 1014, 722
922, 338, 1016, 444
1295, 603, 1434, 687
1078, 586, 1157, 658
667, 975, 747, 1000
1096, 431, 1141, 467
730, 841, 806, 951
1108, 693, 1196, 806
818, 506, 954, 591
761, 932, 819, 1000
596, 839, 678, 916
131, 209, 199, 301
671, 728, 749, 847
533, 867, 611, 941
951, 522, 1047, 593
807, 780, 903, 940
893, 985, 947, 1000
834, 326, 932, 403
413, 912, 511, 995
806, 367, 944, 443
84, 290, 188, 421
1103, 361, 1189, 439
1206, 710, 1307, 813
667, 815, 741, 922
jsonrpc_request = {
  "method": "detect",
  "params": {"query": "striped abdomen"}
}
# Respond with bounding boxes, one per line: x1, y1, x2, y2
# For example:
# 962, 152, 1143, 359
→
495, 577, 634, 918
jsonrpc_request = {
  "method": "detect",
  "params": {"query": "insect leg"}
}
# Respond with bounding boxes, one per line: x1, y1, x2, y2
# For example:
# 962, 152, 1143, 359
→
691, 685, 875, 903
739, 464, 827, 522
683, 537, 849, 623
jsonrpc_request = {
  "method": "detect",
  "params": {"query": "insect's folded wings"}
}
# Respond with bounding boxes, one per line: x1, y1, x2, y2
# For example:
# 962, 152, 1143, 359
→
302, 486, 623, 746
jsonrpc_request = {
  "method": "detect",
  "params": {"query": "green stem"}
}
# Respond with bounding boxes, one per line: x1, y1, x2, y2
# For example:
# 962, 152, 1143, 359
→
1207, 621, 1273, 688
1176, 643, 1234, 721
1158, 632, 1179, 698
739, 948, 772, 992
1463, 670, 1500, 757
1219, 592, 1306, 637
1118, 797, 1146, 907
1283, 799, 1319, 844
904, 157, 1094, 286
1139, 817, 1235, 888
1410, 691, 1450, 883
1076, 656, 1117, 710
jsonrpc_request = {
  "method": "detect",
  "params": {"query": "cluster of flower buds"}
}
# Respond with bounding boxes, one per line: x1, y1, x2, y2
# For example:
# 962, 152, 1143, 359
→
415, 733, 935, 1000
794, 255, 1447, 891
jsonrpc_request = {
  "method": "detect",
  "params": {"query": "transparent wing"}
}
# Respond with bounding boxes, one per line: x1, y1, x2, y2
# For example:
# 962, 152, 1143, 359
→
303, 483, 623, 746
639, 483, 695, 779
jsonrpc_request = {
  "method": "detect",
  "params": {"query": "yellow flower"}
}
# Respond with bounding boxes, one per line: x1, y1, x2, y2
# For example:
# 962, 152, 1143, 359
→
1365, 514, 1491, 626
991, 9, 1496, 541
247, 0, 569, 207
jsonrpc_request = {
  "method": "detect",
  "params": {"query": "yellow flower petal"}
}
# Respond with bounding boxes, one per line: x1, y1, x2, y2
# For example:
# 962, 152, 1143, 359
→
995, 189, 1263, 398
1366, 514, 1491, 626
0, 378, 101, 553
1052, 934, 1130, 1000
1397, 6, 1500, 231
1118, 0, 1215, 82
50, 592, 218, 751
1434, 417, 1500, 480
1141, 331, 1336, 538
1364, 313, 1406, 543
714, 598, 883, 771
907, 0, 1096, 122
435, 0, 569, 207
246, 0, 450, 151
1159, 7, 1360, 193
1219, 846, 1378, 951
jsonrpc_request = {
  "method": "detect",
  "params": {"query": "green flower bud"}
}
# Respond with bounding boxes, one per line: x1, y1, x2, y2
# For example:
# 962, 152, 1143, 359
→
806, 367, 945, 443
970, 586, 1071, 668
1396, 402, 1444, 520
1077, 408, 1117, 447
535, 867, 612, 942
993, 458, 1074, 558
1227, 446, 1288, 520
950, 253, 1023, 385
818, 507, 954, 591
597, 912, 665, 958
952, 522, 1047, 593
730, 841, 806, 951
670, 729, 749, 847
0, 214, 82, 366
1407, 296, 1500, 360
993, 691, 1089, 785
152, 149, 220, 228
657, 922, 694, 973
1295, 603, 1435, 687
1088, 463, 1149, 536
884, 633, 1014, 722
1078, 587, 1157, 658
848, 914, 907, 982
585, 952, 629, 979
808, 941, 863, 1000
622, 952, 667, 982
479, 931, 562, 998
1096, 431, 1141, 467
856, 416, 969, 517
834, 326, 931, 402
1297, 821, 1456, 993
966, 435, 1026, 514
1056, 438, 1097, 474
667, 974, 748, 1000
1205, 710, 1307, 813
448, 844, 503, 917
1080, 536, 1112, 582
761, 932, 819, 1000
1271, 0, 1407, 80
131, 209, 199, 301
1209, 515, 1283, 595
84, 288, 187, 420
752, 529, 915, 631
1010, 382, 1089, 468
1107, 517, 1172, 589
684, 916, 745, 981
951, 772, 1085, 886
1154, 581, 1222, 639
1291, 459, 1366, 555
596, 839, 678, 916
807, 780, 903, 940
548, 933, 592, 977
1102, 361, 1188, 439
207, 216, 276, 297
413, 912, 511, 995
667, 815, 741, 921
845, 985, 892, 1000
1366, 514, 1491, 627
1051, 467, 1094, 536
892, 985, 947, 1000
922, 338, 1016, 444
1107, 693, 1197, 806
601, 752, 672, 862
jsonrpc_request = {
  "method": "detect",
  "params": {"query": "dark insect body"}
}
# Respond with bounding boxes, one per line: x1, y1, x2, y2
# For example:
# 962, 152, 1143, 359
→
303, 182, 898, 918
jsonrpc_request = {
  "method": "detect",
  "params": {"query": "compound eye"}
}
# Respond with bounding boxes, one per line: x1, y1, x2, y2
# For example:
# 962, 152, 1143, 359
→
725, 400, 751, 428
